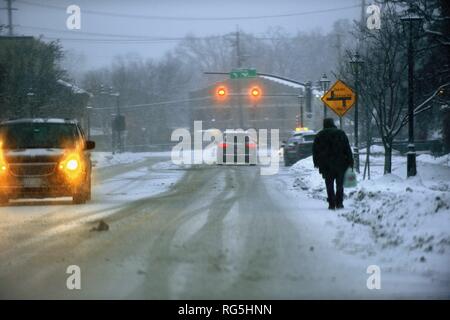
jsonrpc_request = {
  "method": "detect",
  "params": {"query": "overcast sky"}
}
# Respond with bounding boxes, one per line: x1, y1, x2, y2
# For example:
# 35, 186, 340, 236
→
2, 0, 361, 70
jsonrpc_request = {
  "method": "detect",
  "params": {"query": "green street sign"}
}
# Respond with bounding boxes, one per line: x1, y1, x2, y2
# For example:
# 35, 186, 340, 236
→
230, 68, 257, 79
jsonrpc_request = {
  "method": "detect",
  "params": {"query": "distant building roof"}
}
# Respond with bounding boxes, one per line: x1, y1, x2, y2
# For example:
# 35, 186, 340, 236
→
259, 75, 303, 89
259, 75, 323, 96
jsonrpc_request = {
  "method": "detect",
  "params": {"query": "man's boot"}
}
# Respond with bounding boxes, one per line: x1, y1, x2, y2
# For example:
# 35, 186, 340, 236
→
327, 198, 335, 210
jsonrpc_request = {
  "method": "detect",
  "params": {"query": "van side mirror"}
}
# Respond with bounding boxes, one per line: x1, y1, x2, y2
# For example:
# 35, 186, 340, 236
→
86, 140, 96, 150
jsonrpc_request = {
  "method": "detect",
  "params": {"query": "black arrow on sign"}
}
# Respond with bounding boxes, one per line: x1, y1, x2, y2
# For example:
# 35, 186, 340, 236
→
326, 90, 352, 107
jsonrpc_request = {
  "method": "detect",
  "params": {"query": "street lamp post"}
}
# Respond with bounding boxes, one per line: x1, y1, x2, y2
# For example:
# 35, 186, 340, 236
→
319, 73, 331, 119
401, 12, 423, 177
350, 52, 364, 174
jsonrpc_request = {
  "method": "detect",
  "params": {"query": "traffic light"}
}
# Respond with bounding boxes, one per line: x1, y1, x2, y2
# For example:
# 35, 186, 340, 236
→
216, 86, 227, 99
250, 86, 261, 98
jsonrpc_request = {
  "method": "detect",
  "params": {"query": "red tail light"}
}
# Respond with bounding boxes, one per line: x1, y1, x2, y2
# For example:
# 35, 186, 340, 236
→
246, 143, 257, 149
219, 142, 228, 148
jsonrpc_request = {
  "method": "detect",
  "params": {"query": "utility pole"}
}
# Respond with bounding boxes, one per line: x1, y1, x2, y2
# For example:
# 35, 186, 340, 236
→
236, 27, 242, 69
235, 26, 244, 129
6, 0, 14, 36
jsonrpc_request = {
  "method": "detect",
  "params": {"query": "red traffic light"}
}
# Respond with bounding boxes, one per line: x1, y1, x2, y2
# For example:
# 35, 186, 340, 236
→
250, 87, 261, 98
216, 86, 227, 97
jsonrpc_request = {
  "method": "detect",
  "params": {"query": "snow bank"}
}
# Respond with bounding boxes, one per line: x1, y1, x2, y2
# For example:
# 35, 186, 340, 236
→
344, 177, 450, 252
359, 144, 401, 155
290, 157, 326, 200
289, 154, 450, 274
416, 154, 450, 167
359, 144, 386, 155
92, 151, 171, 169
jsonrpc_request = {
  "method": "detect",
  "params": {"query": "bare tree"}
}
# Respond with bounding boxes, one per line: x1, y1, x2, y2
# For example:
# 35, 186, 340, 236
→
350, 3, 409, 173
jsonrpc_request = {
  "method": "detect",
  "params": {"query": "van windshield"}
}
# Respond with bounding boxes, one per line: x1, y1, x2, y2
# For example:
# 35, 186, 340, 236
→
0, 123, 80, 149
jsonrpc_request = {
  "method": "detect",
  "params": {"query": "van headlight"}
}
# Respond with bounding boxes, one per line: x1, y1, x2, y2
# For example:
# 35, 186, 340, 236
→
59, 152, 83, 179
65, 159, 79, 171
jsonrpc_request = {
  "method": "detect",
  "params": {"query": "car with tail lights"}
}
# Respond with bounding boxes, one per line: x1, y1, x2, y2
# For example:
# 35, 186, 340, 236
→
283, 129, 316, 166
0, 118, 95, 205
217, 130, 257, 165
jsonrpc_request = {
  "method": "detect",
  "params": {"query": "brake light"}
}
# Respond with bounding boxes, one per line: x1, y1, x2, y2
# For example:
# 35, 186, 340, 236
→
245, 143, 257, 149
219, 142, 228, 148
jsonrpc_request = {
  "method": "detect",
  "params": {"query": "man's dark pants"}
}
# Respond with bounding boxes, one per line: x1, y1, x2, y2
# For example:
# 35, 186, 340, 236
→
324, 170, 345, 207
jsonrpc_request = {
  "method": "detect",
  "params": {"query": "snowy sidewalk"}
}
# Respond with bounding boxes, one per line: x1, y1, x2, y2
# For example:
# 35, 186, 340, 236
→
286, 152, 450, 291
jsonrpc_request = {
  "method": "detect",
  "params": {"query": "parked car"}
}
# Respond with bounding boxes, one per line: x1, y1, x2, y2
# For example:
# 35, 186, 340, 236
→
0, 118, 95, 205
283, 130, 316, 166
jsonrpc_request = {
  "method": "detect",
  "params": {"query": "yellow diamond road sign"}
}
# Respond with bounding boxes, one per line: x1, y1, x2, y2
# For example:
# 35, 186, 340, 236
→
321, 80, 356, 117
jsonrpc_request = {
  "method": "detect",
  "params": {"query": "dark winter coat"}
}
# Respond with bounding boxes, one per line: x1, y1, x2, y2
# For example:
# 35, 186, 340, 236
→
312, 120, 354, 178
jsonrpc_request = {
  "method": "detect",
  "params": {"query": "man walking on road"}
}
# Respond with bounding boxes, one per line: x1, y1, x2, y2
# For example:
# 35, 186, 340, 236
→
312, 118, 354, 210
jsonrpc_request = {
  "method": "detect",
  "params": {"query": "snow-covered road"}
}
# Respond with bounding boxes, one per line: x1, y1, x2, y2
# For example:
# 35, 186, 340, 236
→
0, 154, 448, 299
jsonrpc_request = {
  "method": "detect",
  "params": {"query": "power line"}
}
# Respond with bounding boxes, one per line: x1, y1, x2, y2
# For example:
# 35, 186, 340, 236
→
16, 26, 299, 44
16, 24, 304, 43
92, 97, 211, 111
18, 25, 169, 39
16, 25, 228, 42
39, 36, 182, 44
16, 0, 359, 21
37, 36, 297, 44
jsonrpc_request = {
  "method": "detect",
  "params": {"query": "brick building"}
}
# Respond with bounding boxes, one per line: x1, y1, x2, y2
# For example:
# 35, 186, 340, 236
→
188, 76, 332, 141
